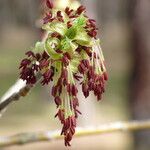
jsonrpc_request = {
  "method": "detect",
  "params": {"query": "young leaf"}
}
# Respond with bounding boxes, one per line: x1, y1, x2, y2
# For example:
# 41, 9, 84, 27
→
34, 42, 44, 52
61, 37, 71, 50
65, 26, 77, 39
74, 15, 87, 27
45, 38, 62, 59
42, 22, 67, 36
75, 30, 93, 46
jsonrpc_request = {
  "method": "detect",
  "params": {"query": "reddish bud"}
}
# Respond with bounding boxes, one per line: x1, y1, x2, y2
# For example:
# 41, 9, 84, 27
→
82, 83, 89, 98
67, 21, 72, 28
56, 49, 63, 53
46, 0, 53, 9
51, 32, 61, 39
25, 51, 35, 57
88, 29, 97, 38
51, 86, 57, 97
57, 11, 64, 22
54, 96, 62, 107
19, 59, 31, 69
76, 5, 86, 15
39, 59, 49, 69
65, 7, 73, 16
43, 12, 54, 24
103, 72, 108, 81
71, 84, 78, 96
62, 54, 70, 66
64, 52, 71, 60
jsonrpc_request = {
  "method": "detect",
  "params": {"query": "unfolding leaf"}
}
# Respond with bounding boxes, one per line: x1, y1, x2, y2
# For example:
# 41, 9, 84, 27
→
74, 15, 87, 27
45, 38, 62, 59
42, 22, 67, 36
34, 42, 44, 52
65, 26, 77, 39
75, 31, 93, 46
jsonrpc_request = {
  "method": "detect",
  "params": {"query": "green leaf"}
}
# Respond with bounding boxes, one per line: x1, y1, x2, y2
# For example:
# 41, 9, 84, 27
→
61, 37, 71, 50
74, 15, 87, 27
65, 26, 77, 39
45, 38, 61, 59
34, 42, 44, 52
42, 22, 67, 36
61, 37, 78, 53
69, 41, 78, 52
75, 30, 93, 46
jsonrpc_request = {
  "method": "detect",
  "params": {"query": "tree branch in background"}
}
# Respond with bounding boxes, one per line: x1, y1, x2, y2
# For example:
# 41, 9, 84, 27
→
0, 120, 150, 147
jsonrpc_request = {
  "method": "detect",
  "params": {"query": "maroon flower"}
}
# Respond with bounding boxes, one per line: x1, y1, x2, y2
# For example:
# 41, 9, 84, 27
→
54, 96, 62, 107
61, 116, 76, 146
46, 0, 53, 9
87, 29, 97, 38
62, 53, 71, 66
41, 69, 54, 85
39, 59, 50, 70
67, 21, 72, 28
57, 11, 64, 22
51, 32, 61, 39
25, 51, 35, 57
19, 1, 108, 147
76, 5, 86, 15
65, 7, 74, 16
43, 12, 54, 24
51, 85, 58, 97
19, 59, 31, 69
82, 83, 89, 97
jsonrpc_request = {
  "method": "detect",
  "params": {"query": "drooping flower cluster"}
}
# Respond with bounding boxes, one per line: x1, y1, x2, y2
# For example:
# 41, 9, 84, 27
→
19, 0, 108, 146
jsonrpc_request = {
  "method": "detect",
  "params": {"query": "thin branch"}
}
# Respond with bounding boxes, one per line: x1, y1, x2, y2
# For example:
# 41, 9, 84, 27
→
0, 120, 150, 147
0, 80, 30, 112
0, 73, 42, 115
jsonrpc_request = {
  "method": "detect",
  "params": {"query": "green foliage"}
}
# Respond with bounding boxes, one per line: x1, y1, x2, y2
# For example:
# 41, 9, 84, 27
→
65, 26, 77, 39
74, 15, 87, 27
45, 38, 62, 59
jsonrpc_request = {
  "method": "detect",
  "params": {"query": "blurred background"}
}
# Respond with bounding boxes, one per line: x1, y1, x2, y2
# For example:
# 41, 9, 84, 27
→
0, 0, 150, 150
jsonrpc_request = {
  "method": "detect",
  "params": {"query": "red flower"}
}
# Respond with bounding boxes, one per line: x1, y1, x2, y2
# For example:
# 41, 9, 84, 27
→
46, 0, 53, 9
19, 1, 108, 146
76, 5, 86, 15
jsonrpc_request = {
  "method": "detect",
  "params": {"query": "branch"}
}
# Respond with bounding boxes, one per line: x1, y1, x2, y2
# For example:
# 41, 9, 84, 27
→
0, 120, 150, 147
0, 73, 42, 115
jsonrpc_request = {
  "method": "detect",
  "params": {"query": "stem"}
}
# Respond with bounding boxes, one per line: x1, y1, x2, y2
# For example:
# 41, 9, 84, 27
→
0, 73, 42, 115
0, 120, 150, 147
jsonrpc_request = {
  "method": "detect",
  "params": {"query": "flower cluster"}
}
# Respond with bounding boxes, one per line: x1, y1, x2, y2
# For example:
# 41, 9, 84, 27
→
19, 0, 108, 146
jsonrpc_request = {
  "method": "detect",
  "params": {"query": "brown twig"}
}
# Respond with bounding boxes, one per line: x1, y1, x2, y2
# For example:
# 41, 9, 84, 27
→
0, 120, 150, 147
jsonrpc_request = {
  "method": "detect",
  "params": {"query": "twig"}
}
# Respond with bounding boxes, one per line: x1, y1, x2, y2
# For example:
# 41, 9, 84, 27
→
0, 73, 42, 115
0, 120, 150, 147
